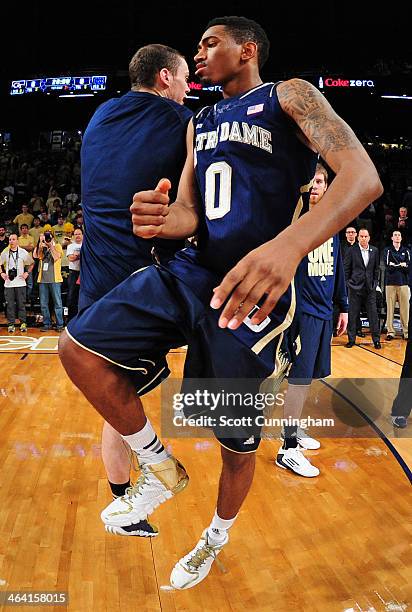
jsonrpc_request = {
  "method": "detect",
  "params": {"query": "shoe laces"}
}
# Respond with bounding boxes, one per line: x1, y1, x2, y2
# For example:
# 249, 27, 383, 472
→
124, 466, 152, 499
186, 540, 219, 570
297, 426, 307, 437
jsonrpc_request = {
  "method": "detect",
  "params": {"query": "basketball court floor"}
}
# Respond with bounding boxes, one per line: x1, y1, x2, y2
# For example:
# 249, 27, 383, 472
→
0, 322, 410, 611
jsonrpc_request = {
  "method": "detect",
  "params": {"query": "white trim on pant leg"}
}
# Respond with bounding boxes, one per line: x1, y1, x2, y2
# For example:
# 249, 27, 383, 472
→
137, 366, 167, 394
65, 327, 148, 372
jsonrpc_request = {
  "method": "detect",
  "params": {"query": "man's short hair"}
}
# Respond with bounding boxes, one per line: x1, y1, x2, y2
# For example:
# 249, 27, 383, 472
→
315, 162, 328, 185
206, 16, 270, 69
20, 224, 29, 229
129, 44, 185, 88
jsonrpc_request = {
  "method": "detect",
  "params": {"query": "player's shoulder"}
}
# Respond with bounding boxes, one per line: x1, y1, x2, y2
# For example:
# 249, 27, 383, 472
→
153, 96, 193, 123
276, 78, 321, 111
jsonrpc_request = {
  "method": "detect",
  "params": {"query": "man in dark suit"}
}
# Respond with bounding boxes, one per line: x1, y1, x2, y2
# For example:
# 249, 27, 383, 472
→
344, 227, 381, 348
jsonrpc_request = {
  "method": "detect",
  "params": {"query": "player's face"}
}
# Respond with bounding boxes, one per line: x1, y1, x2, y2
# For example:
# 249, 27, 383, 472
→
392, 231, 402, 244
309, 172, 327, 205
168, 58, 190, 105
194, 26, 243, 85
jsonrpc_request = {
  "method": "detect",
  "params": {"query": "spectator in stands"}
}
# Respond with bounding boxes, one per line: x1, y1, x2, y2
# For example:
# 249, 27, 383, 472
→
46, 189, 62, 214
52, 215, 66, 243
38, 209, 51, 226
13, 204, 34, 230
0, 224, 9, 249
29, 217, 42, 245
73, 211, 84, 231
50, 202, 63, 225
33, 230, 64, 332
65, 185, 79, 208
396, 206, 409, 246
66, 228, 83, 321
344, 228, 381, 349
384, 230, 410, 340
18, 224, 35, 301
4, 215, 17, 237
0, 233, 33, 332
30, 190, 44, 214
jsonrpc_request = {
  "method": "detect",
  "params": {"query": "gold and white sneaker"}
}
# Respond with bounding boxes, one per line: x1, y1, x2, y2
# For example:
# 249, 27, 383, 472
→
170, 529, 228, 590
101, 457, 188, 527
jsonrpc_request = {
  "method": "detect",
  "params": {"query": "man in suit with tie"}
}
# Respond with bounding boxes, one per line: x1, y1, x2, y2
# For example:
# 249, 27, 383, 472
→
344, 227, 381, 348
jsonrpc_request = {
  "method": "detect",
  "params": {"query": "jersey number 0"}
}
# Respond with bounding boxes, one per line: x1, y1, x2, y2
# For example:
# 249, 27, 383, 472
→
205, 161, 232, 220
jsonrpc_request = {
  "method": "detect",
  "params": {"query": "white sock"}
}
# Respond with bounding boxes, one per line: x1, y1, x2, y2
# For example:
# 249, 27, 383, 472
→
207, 510, 237, 544
121, 419, 170, 466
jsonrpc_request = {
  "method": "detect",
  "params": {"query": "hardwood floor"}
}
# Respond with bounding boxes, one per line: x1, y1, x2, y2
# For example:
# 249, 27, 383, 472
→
0, 326, 411, 611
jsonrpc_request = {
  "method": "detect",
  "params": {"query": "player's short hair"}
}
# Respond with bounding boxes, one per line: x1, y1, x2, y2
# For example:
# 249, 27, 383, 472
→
206, 16, 270, 69
315, 163, 328, 185
129, 44, 185, 88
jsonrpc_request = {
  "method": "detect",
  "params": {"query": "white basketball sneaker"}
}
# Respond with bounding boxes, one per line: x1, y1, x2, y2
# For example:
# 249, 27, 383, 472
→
170, 529, 228, 590
101, 457, 188, 526
276, 447, 320, 477
280, 426, 321, 450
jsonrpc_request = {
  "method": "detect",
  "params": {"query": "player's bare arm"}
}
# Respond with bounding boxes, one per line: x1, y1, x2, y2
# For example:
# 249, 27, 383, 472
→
212, 79, 383, 329
131, 120, 200, 240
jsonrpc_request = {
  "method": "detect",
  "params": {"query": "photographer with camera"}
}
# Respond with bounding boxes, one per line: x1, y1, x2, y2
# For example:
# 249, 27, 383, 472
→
0, 233, 34, 332
33, 230, 64, 332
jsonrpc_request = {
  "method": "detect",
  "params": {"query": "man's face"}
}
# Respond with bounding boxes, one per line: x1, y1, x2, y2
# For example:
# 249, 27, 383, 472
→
57, 217, 64, 225
168, 58, 190, 105
392, 231, 402, 246
21, 226, 29, 235
0, 227, 5, 237
9, 234, 18, 248
194, 25, 243, 86
358, 230, 370, 248
22, 205, 28, 214
33, 218, 40, 226
309, 172, 327, 206
346, 228, 357, 243
399, 208, 407, 219
73, 230, 83, 243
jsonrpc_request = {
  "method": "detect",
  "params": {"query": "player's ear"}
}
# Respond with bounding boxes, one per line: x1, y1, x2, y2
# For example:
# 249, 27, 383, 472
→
159, 68, 171, 87
241, 41, 258, 62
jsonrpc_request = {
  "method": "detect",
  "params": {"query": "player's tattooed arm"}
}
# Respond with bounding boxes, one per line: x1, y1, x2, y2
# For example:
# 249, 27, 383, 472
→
211, 79, 383, 329
277, 78, 361, 159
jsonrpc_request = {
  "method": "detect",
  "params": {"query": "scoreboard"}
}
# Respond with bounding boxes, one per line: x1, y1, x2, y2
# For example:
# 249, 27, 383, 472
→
10, 75, 107, 95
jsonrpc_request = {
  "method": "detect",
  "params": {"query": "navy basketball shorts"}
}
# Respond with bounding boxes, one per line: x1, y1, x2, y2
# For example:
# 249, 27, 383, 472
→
67, 252, 297, 453
287, 312, 333, 385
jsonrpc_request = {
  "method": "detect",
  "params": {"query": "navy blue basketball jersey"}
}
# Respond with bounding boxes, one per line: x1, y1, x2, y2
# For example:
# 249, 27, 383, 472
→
190, 82, 317, 275
300, 234, 348, 319
80, 91, 192, 306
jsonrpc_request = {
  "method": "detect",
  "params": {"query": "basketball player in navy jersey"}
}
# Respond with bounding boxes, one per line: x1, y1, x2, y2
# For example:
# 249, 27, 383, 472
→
60, 16, 382, 589
275, 163, 348, 477
77, 44, 191, 537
